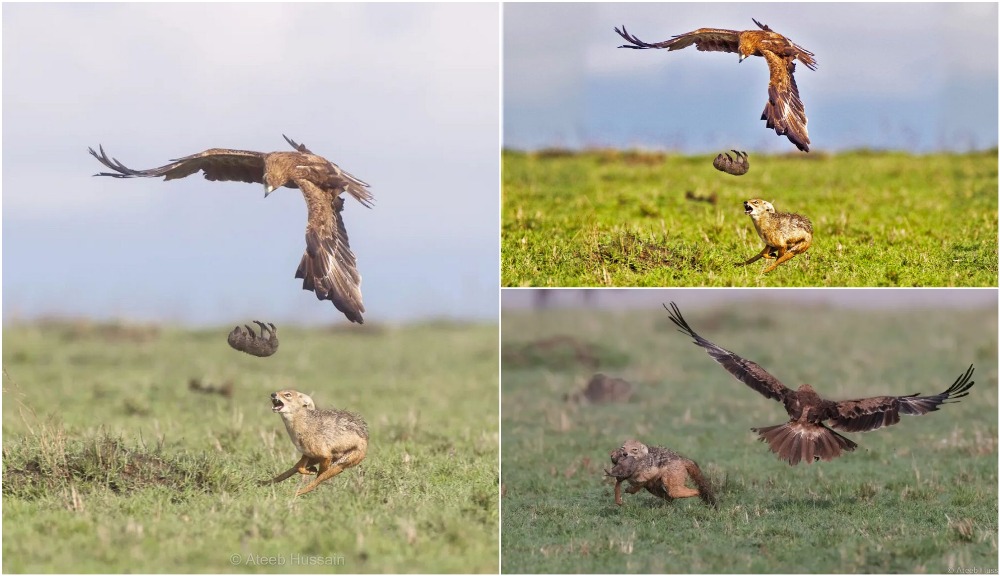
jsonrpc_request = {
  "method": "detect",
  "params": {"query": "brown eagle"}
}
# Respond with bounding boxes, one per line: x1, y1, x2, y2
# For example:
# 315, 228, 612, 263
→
615, 19, 816, 152
89, 136, 373, 324
664, 302, 975, 465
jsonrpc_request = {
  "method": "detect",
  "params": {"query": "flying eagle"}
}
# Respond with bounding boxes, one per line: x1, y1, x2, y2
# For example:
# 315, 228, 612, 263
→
664, 302, 975, 465
615, 19, 816, 152
89, 136, 373, 324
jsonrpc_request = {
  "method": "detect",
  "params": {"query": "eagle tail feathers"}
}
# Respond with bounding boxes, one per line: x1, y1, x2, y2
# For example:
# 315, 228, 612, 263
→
752, 422, 856, 465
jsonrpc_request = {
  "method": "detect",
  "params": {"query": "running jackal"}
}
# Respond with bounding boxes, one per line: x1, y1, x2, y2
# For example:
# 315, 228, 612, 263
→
606, 439, 716, 508
738, 198, 812, 273
263, 390, 368, 496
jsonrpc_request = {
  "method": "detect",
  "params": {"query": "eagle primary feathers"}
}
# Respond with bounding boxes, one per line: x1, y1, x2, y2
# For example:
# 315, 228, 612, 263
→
89, 136, 373, 324
615, 19, 816, 152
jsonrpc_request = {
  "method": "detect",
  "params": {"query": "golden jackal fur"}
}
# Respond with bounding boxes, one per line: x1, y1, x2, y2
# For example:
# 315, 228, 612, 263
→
606, 439, 716, 508
263, 389, 368, 496
738, 198, 812, 273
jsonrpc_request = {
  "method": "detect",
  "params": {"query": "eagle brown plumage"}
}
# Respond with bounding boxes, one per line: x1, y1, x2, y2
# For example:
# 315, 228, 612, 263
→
664, 302, 975, 465
615, 19, 816, 152
89, 136, 373, 324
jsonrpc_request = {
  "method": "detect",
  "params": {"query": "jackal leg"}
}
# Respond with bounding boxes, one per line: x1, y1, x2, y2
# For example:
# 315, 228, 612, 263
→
662, 471, 700, 499
297, 457, 321, 476
295, 448, 367, 497
736, 245, 775, 267
764, 243, 809, 272
261, 455, 313, 485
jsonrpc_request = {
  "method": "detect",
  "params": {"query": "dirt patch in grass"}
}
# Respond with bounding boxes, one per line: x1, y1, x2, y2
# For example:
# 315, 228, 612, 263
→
502, 336, 630, 371
591, 231, 696, 274
565, 373, 633, 404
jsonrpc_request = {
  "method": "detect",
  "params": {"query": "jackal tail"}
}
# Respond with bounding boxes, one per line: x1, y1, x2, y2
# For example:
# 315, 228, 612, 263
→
684, 460, 718, 508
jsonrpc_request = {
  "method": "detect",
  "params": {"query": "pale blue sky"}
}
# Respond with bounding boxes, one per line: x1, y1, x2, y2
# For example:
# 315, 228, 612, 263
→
3, 3, 499, 326
504, 2, 999, 153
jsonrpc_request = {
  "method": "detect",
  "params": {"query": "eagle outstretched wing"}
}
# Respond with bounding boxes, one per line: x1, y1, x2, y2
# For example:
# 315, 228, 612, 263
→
760, 52, 810, 152
828, 365, 975, 433
89, 145, 267, 184
615, 25, 741, 53
664, 302, 791, 402
295, 179, 364, 324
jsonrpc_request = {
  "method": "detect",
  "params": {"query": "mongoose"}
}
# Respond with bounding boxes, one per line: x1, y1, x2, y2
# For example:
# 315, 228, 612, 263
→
737, 198, 812, 273
228, 321, 279, 357
713, 150, 749, 176
262, 389, 368, 496
606, 439, 716, 508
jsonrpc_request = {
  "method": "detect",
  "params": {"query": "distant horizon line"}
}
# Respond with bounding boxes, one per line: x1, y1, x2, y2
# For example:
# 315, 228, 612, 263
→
501, 145, 1000, 156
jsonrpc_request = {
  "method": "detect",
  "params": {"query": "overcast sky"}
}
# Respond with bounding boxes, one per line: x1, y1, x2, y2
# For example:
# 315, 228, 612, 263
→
3, 3, 499, 326
504, 2, 999, 153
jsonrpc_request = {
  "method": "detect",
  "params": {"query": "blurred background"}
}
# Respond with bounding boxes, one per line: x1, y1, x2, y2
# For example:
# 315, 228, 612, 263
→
502, 288, 999, 312
3, 3, 499, 327
504, 2, 998, 153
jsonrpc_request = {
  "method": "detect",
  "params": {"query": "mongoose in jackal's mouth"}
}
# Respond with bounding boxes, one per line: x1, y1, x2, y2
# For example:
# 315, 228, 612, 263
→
263, 390, 368, 496
737, 198, 812, 273
606, 439, 716, 508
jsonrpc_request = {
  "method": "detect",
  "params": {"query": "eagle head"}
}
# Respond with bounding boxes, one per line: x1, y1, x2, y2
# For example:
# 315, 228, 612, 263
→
263, 155, 295, 197
263, 172, 286, 198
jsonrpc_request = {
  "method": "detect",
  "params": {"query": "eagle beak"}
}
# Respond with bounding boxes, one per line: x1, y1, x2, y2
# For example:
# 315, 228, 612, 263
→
739, 54, 747, 63
264, 184, 275, 198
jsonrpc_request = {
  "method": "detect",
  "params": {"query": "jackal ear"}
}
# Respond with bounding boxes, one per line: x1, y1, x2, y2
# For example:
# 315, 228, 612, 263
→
298, 393, 315, 410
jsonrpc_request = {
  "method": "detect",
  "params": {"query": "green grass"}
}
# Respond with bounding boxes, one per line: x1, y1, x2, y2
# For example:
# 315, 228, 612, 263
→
502, 149, 998, 286
501, 302, 998, 573
3, 319, 498, 573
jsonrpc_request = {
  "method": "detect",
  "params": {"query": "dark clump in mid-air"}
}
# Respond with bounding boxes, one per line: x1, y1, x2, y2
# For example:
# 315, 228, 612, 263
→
713, 150, 749, 175
615, 19, 816, 152
88, 135, 373, 324
227, 320, 279, 357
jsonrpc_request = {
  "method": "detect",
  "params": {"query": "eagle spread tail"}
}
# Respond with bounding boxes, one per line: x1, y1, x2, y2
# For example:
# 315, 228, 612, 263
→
752, 421, 857, 465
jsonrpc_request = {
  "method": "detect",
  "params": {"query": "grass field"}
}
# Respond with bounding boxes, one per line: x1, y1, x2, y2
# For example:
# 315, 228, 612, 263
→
3, 319, 498, 573
501, 149, 998, 287
501, 297, 998, 573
